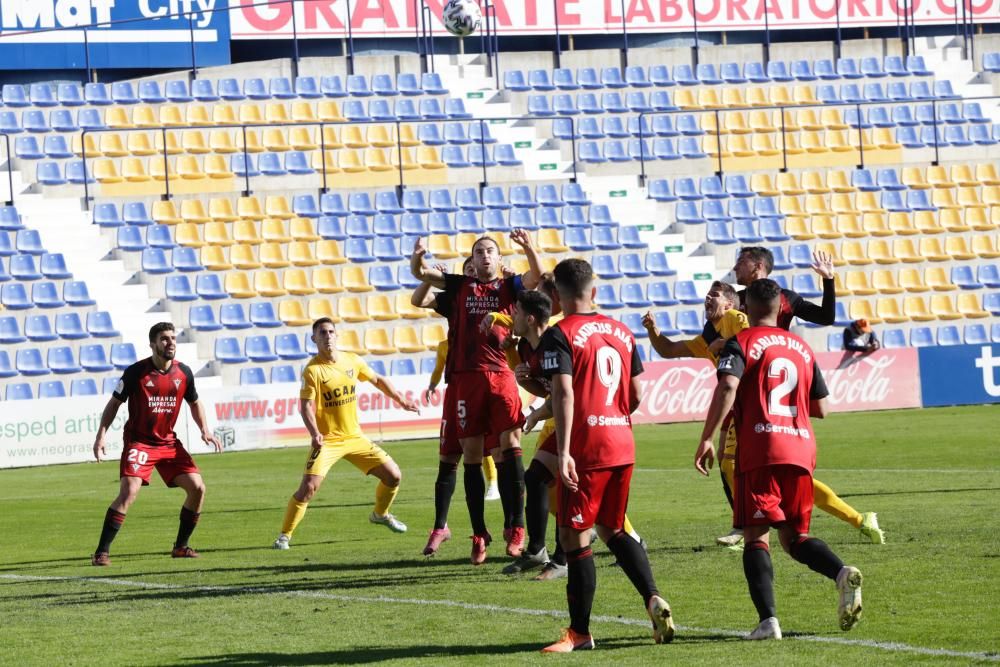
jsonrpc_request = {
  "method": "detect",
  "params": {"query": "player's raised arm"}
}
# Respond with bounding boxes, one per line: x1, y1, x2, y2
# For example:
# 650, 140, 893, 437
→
510, 228, 542, 289
370, 374, 420, 414
92, 396, 124, 462
410, 237, 447, 289
642, 310, 692, 359
794, 249, 836, 326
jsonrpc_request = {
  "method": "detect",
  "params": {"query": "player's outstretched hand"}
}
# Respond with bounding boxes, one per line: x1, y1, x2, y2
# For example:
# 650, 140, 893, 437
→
400, 398, 421, 414
559, 454, 579, 492
523, 408, 541, 434
694, 439, 715, 476
641, 310, 658, 335
707, 337, 726, 356
501, 265, 516, 279
509, 228, 533, 249
424, 384, 437, 403
310, 433, 324, 451
811, 249, 835, 279
433, 263, 448, 273
93, 438, 105, 462
202, 430, 223, 453
479, 312, 499, 334
412, 237, 428, 260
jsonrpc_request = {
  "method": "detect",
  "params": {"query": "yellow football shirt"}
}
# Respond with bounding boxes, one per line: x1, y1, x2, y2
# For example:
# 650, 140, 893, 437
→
430, 340, 448, 387
300, 353, 375, 440
683, 309, 749, 362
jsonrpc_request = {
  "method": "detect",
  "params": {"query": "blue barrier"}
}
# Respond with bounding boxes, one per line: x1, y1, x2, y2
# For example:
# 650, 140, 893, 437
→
918, 343, 1000, 407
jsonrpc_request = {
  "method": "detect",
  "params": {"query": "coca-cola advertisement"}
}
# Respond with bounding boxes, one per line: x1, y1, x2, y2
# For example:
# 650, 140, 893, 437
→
633, 349, 921, 425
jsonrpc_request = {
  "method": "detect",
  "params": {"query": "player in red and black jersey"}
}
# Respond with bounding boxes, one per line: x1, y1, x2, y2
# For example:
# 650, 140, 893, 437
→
410, 230, 542, 564
695, 279, 864, 640
90, 323, 222, 566
539, 259, 674, 652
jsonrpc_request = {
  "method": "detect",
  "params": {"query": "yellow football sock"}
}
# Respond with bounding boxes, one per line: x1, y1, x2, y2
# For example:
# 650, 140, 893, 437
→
482, 456, 497, 484
813, 478, 862, 528
547, 483, 558, 518
623, 515, 641, 542
281, 496, 309, 537
374, 481, 399, 516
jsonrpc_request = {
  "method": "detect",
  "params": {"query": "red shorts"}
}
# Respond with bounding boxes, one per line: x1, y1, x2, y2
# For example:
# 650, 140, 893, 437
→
451, 371, 523, 440
438, 384, 501, 457
557, 464, 632, 531
734, 464, 813, 534
120, 441, 199, 487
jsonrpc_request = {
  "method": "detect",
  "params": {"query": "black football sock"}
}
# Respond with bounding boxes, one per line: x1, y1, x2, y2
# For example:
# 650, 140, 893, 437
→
495, 458, 512, 529
433, 461, 458, 530
743, 541, 777, 621
551, 523, 567, 566
790, 536, 844, 580
607, 531, 660, 605
502, 448, 526, 528
566, 546, 596, 636
524, 461, 554, 555
96, 508, 126, 554
463, 463, 487, 535
174, 506, 200, 549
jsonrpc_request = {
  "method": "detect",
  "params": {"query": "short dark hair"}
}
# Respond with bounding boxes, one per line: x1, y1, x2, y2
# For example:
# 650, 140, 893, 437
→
517, 290, 552, 325
462, 256, 473, 270
148, 322, 175, 343
710, 280, 738, 304
738, 247, 774, 275
746, 278, 782, 314
553, 258, 594, 299
311, 317, 336, 334
471, 235, 500, 255
537, 272, 557, 300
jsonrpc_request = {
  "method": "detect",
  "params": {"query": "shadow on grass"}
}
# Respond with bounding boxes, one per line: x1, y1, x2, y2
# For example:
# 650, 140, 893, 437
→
839, 486, 1000, 498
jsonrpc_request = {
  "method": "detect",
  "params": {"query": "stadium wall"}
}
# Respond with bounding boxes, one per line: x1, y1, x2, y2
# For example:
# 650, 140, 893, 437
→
6, 344, 998, 470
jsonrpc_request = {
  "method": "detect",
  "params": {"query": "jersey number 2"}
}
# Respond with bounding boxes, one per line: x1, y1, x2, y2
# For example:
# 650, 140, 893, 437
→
767, 358, 798, 418
596, 347, 623, 406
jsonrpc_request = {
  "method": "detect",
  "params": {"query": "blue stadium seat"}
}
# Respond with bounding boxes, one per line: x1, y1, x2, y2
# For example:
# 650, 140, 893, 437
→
195, 273, 227, 300
321, 75, 347, 98
164, 79, 193, 103
110, 81, 139, 105
374, 237, 403, 262
707, 221, 736, 244
978, 265, 1000, 288
221, 303, 252, 329
909, 326, 933, 347
0, 315, 24, 343
985, 293, 1000, 316
389, 358, 416, 376
984, 52, 1000, 73
138, 80, 166, 104
275, 333, 309, 360
373, 214, 402, 238
734, 219, 763, 243
37, 162, 66, 186
766, 61, 792, 82
576, 67, 600, 89
672, 64, 697, 86
117, 226, 146, 252
645, 281, 677, 307
82, 82, 111, 106
601, 92, 627, 114
622, 283, 652, 308
622, 312, 647, 339
720, 62, 746, 84
57, 83, 84, 106
165, 275, 196, 302
504, 70, 530, 91
48, 346, 81, 374
16, 229, 44, 255
619, 253, 650, 278
676, 201, 705, 225
6, 382, 33, 400
1, 282, 31, 309
172, 246, 204, 272
677, 309, 703, 334
10, 254, 42, 280
792, 274, 822, 298
648, 178, 676, 202
190, 79, 218, 102
743, 62, 768, 83
29, 282, 61, 310
396, 72, 421, 96
565, 227, 594, 252
653, 311, 681, 336
791, 59, 817, 81
644, 252, 675, 277
271, 365, 297, 383
399, 213, 427, 237
445, 98, 472, 119
189, 305, 222, 332
62, 280, 94, 306
696, 63, 723, 85
369, 265, 400, 291
2, 84, 27, 107
245, 335, 278, 362
937, 326, 961, 346
675, 280, 701, 304
70, 378, 98, 396
259, 152, 286, 176
250, 302, 282, 328
285, 151, 313, 175
593, 254, 622, 280
15, 136, 43, 159
595, 284, 624, 309
346, 238, 375, 263
964, 324, 989, 345
882, 328, 906, 348
826, 332, 842, 351
240, 367, 267, 385
25, 314, 57, 342
294, 76, 321, 99
54, 312, 86, 340
934, 80, 958, 99
39, 253, 69, 280
80, 344, 113, 372
85, 311, 118, 338
215, 337, 248, 364
371, 73, 400, 96
593, 226, 622, 250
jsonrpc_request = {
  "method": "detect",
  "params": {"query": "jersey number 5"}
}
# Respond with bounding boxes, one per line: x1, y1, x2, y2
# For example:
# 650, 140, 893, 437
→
596, 347, 623, 406
767, 358, 799, 418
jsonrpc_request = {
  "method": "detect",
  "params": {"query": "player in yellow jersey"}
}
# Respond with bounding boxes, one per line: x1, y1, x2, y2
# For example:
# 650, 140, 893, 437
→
273, 318, 420, 550
643, 280, 883, 548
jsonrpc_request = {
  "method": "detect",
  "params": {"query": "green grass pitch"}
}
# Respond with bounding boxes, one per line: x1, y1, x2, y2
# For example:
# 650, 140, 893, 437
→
1, 405, 998, 665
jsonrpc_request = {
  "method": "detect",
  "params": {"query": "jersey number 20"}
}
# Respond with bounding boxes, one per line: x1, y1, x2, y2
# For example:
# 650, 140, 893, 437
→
767, 357, 798, 418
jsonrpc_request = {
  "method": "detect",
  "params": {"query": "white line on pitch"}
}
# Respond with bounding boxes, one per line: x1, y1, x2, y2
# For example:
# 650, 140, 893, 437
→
2, 573, 996, 662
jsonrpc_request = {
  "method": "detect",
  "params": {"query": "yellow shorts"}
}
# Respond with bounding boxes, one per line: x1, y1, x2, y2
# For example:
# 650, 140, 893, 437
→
303, 436, 391, 478
534, 418, 557, 456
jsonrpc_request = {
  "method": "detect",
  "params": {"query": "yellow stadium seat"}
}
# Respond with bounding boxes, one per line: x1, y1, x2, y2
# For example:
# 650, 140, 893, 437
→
849, 299, 882, 324
152, 200, 181, 225
291, 101, 317, 123
288, 241, 319, 267
838, 240, 868, 265
93, 159, 122, 184
972, 234, 1000, 259
122, 158, 149, 182
265, 196, 293, 220
317, 240, 346, 264
200, 245, 232, 271
185, 104, 212, 126
153, 131, 182, 156
697, 87, 723, 109
262, 128, 290, 152
748, 109, 775, 131
182, 130, 209, 155
984, 186, 1000, 207
429, 235, 458, 259
784, 218, 813, 240
796, 109, 823, 131
777, 131, 803, 155
235, 129, 263, 154
672, 88, 698, 110
940, 208, 971, 233
307, 297, 340, 323
768, 85, 793, 106
950, 164, 978, 187
944, 236, 975, 260
283, 268, 315, 295
320, 126, 345, 149
793, 85, 817, 105
812, 215, 840, 239
290, 127, 318, 151
368, 295, 397, 321
966, 208, 994, 232
389, 147, 419, 171
872, 127, 900, 150
394, 124, 420, 147
73, 134, 101, 158
387, 325, 421, 353
899, 268, 928, 292
824, 170, 853, 193
827, 130, 853, 152
976, 162, 1000, 185
148, 155, 177, 181
871, 269, 903, 294
396, 294, 428, 319
507, 257, 530, 274
259, 242, 289, 268
238, 103, 265, 125
342, 265, 373, 292
722, 88, 747, 108
421, 323, 447, 349
278, 299, 311, 327
866, 239, 896, 264
237, 196, 264, 221
338, 296, 369, 323
902, 296, 934, 321
317, 100, 345, 122
833, 273, 850, 297
957, 186, 985, 210
912, 210, 943, 234
750, 173, 778, 197
856, 191, 884, 215
893, 238, 923, 263
99, 133, 128, 157
225, 271, 257, 298
538, 228, 568, 253
180, 199, 210, 223
364, 328, 397, 354
925, 266, 956, 291
312, 150, 342, 174
367, 125, 394, 148
901, 166, 929, 189
290, 218, 320, 242
958, 293, 989, 318
341, 126, 367, 149
876, 297, 907, 323
413, 145, 444, 169
800, 171, 829, 194
703, 134, 731, 159
918, 237, 950, 261
312, 267, 343, 293
860, 212, 888, 237
885, 212, 914, 236
700, 112, 725, 137
820, 108, 848, 130
365, 148, 392, 172
230, 243, 261, 270
845, 270, 876, 295
209, 130, 237, 154
177, 155, 205, 180
105, 107, 132, 129
337, 329, 367, 354
261, 219, 290, 243
776, 172, 804, 195
800, 130, 827, 153
485, 232, 516, 256
930, 294, 961, 320
812, 241, 842, 266
779, 196, 806, 218
455, 233, 477, 257
927, 165, 956, 188
211, 103, 237, 125
159, 105, 183, 127
722, 111, 750, 135
725, 134, 754, 157
338, 149, 365, 173
205, 154, 233, 179
805, 194, 832, 217
254, 269, 287, 297
746, 87, 769, 107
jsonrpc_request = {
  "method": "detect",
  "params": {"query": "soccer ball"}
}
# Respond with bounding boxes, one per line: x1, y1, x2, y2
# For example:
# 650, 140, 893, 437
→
442, 0, 482, 37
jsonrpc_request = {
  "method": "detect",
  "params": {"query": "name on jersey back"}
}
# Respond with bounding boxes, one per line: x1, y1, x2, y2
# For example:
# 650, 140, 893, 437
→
747, 333, 811, 364
571, 321, 633, 352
